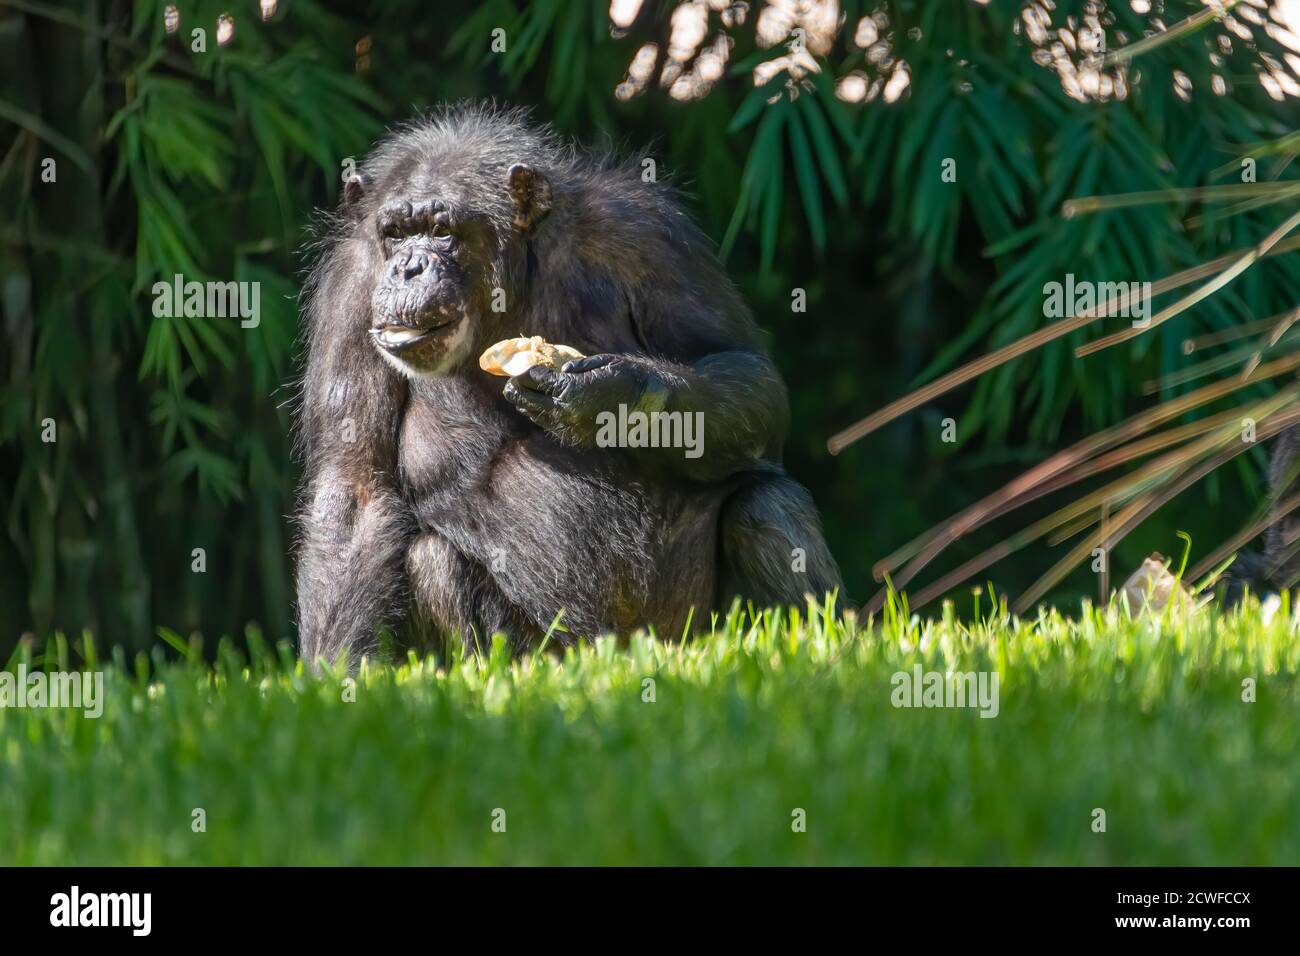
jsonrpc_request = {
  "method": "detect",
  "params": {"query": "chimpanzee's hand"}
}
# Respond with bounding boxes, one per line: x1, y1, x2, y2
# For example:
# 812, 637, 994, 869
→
503, 353, 663, 447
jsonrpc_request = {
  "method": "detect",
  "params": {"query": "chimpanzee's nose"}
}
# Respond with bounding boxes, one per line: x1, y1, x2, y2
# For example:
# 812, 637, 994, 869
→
391, 248, 428, 280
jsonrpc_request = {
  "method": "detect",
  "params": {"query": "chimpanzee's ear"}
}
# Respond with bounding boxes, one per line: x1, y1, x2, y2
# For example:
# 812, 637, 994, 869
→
507, 163, 552, 234
342, 172, 369, 208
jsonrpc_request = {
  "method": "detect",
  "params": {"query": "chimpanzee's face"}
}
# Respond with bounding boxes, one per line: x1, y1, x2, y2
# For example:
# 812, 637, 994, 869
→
355, 160, 548, 378
368, 196, 483, 376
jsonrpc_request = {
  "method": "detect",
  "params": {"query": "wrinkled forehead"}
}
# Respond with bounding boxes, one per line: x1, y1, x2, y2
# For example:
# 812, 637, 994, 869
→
369, 143, 511, 221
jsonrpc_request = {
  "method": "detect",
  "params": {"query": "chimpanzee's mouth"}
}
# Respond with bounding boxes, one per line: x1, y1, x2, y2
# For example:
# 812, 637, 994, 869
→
371, 316, 457, 353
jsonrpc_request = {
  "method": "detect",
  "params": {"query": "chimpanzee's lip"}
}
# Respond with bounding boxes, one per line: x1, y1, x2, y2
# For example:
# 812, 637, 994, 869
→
370, 316, 456, 352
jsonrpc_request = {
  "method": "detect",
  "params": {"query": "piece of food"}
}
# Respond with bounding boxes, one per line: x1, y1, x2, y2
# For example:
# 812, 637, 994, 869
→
1116, 553, 1192, 614
479, 335, 585, 377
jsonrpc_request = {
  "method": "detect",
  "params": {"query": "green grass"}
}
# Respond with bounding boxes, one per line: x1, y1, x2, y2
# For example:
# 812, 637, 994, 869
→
2, 596, 1298, 865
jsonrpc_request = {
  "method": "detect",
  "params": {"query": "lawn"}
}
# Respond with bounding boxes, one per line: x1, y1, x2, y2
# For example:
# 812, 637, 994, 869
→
1, 597, 1297, 865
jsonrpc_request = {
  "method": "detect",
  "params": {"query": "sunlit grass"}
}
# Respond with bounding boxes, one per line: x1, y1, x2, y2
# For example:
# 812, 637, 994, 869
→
1, 597, 1297, 865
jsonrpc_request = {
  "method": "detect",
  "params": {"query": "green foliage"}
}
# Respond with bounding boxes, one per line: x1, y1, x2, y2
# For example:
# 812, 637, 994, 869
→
2, 1, 383, 645
2, 599, 1297, 864
2, 1, 1298, 645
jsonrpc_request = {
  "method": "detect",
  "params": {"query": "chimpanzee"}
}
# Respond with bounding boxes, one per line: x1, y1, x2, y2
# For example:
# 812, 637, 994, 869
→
295, 103, 842, 662
1222, 423, 1300, 602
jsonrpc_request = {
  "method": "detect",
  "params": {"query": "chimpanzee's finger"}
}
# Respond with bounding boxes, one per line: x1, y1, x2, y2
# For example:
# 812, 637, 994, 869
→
504, 377, 562, 423
514, 363, 567, 396
562, 354, 617, 375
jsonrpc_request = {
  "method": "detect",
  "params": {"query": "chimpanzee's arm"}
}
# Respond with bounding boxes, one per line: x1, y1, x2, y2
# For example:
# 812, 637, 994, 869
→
506, 348, 787, 483
637, 348, 790, 481
504, 263, 791, 484
296, 462, 409, 665
500, 182, 794, 482
295, 240, 411, 665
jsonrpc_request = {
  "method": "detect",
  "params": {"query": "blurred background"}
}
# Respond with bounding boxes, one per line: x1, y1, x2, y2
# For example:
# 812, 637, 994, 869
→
3, 0, 1299, 653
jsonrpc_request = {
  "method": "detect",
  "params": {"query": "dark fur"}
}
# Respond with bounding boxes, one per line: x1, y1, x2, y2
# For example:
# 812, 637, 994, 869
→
294, 104, 842, 662
1221, 424, 1300, 601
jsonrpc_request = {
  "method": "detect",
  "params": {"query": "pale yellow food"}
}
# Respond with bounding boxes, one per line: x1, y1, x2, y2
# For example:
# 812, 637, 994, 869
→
1116, 553, 1192, 614
479, 335, 585, 377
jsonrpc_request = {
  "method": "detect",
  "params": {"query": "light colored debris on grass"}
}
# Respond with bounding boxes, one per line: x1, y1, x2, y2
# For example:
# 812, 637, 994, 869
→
1117, 553, 1192, 614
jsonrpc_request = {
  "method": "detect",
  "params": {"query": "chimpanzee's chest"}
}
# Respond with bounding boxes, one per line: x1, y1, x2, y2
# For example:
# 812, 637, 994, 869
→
393, 382, 723, 637
395, 383, 504, 496
395, 383, 664, 536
